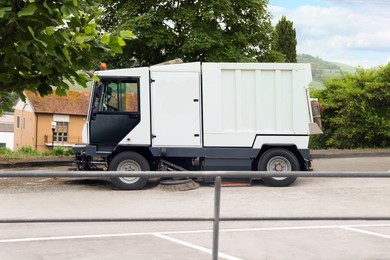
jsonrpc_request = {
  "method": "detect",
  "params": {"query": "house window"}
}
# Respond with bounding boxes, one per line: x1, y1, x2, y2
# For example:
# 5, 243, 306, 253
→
16, 116, 20, 128
54, 122, 69, 143
0, 143, 5, 148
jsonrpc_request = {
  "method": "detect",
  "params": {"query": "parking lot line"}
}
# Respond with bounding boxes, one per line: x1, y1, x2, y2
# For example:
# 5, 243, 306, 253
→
216, 223, 390, 234
2, 223, 390, 244
340, 226, 390, 239
0, 231, 152, 243
152, 233, 242, 260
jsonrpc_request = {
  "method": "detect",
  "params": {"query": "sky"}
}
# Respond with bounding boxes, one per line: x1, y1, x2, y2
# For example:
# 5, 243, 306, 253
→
268, 0, 390, 68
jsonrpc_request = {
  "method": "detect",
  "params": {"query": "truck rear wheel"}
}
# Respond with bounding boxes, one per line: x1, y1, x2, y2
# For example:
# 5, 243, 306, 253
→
258, 148, 299, 187
109, 152, 149, 190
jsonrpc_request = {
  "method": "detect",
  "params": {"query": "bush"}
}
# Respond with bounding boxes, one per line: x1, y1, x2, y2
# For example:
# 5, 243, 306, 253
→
17, 146, 40, 156
310, 64, 390, 149
64, 148, 74, 156
41, 151, 52, 156
0, 147, 13, 157
0, 146, 74, 159
53, 147, 65, 156
52, 147, 73, 156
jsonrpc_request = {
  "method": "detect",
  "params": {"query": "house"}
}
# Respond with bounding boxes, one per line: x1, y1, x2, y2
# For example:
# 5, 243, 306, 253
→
13, 90, 90, 151
0, 112, 14, 150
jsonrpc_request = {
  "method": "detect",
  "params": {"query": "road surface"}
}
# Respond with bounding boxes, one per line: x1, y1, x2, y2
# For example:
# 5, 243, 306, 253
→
0, 156, 389, 259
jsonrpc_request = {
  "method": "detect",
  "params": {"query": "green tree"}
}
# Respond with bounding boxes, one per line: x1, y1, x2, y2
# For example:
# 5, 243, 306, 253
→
101, 0, 276, 67
0, 0, 131, 113
263, 27, 286, 63
310, 64, 390, 149
274, 16, 297, 62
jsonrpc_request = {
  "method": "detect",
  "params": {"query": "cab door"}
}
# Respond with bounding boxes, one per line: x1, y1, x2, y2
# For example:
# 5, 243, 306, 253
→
89, 77, 141, 145
87, 67, 151, 147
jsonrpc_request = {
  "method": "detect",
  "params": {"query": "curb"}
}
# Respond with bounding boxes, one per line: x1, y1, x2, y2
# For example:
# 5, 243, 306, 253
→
311, 149, 390, 159
0, 158, 73, 169
0, 150, 389, 169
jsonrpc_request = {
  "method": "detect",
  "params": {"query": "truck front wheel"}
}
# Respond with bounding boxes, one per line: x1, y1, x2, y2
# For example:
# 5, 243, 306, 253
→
258, 148, 299, 187
109, 152, 149, 190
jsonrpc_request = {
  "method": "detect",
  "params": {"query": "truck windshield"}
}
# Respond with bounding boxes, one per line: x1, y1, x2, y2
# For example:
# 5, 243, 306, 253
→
92, 79, 139, 114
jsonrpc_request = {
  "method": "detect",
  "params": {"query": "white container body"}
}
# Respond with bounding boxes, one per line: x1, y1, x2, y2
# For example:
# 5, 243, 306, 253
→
202, 63, 312, 147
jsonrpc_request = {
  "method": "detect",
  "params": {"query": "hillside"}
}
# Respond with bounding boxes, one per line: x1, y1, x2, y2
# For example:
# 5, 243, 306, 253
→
297, 54, 356, 89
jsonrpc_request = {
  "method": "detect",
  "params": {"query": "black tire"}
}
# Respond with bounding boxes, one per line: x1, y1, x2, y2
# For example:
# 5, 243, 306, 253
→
109, 152, 149, 190
258, 148, 299, 187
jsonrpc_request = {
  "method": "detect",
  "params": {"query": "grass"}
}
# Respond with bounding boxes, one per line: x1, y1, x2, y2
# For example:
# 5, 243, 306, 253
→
0, 146, 74, 160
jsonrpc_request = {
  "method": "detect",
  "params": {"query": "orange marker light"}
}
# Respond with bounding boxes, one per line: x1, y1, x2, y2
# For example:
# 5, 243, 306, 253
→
100, 63, 107, 70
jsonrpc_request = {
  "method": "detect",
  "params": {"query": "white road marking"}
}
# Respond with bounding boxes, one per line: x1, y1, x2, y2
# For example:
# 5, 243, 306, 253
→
37, 178, 52, 182
24, 178, 52, 185
160, 223, 390, 235
0, 232, 153, 243
152, 233, 242, 260
1, 223, 390, 244
340, 226, 390, 239
226, 223, 390, 233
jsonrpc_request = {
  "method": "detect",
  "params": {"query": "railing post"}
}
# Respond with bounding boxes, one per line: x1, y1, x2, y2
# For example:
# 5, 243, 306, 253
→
212, 176, 222, 260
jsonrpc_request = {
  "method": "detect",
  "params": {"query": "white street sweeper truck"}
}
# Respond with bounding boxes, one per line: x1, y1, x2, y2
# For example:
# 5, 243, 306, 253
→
73, 62, 322, 189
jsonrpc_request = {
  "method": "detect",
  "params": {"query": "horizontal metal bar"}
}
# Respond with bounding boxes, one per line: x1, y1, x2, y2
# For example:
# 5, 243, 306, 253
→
3, 216, 390, 223
0, 171, 390, 178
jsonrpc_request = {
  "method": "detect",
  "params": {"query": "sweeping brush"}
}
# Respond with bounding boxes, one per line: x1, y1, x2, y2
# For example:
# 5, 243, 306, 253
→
157, 178, 200, 191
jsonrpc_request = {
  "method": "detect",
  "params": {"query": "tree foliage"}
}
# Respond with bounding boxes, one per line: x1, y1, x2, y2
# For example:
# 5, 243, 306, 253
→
101, 0, 277, 67
274, 16, 297, 63
310, 64, 390, 149
0, 0, 131, 113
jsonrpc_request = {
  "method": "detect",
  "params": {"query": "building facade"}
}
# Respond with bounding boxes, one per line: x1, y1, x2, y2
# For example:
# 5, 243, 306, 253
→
0, 113, 14, 150
14, 90, 90, 151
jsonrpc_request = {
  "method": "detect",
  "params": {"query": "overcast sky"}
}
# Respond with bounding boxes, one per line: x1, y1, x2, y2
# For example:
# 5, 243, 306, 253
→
268, 0, 390, 68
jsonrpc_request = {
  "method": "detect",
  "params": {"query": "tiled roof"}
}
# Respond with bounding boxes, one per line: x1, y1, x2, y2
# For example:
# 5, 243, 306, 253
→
26, 90, 91, 116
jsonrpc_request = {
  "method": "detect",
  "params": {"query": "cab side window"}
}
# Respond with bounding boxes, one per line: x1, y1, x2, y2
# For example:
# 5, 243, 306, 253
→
106, 82, 139, 112
93, 79, 139, 113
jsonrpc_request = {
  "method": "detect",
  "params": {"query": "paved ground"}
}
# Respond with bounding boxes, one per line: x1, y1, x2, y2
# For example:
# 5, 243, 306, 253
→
0, 155, 389, 259
1, 221, 390, 259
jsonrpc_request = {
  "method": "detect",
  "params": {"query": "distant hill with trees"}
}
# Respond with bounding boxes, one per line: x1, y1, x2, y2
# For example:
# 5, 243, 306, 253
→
297, 54, 356, 89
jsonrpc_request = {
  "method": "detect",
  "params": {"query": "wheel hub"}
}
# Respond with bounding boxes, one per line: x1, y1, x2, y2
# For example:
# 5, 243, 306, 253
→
274, 162, 286, 171
117, 160, 141, 184
267, 156, 292, 172
266, 156, 292, 181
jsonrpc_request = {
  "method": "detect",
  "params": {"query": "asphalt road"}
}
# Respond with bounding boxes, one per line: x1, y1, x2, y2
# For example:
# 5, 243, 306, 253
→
0, 156, 390, 259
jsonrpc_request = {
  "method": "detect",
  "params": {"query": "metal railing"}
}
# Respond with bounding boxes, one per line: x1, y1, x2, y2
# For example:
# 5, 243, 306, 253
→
43, 135, 84, 146
1, 170, 390, 260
